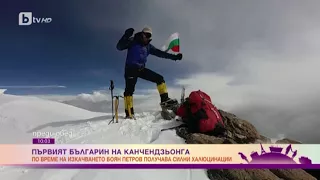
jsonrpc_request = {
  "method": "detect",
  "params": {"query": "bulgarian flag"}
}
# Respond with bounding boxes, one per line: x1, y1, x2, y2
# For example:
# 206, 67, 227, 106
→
162, 32, 180, 53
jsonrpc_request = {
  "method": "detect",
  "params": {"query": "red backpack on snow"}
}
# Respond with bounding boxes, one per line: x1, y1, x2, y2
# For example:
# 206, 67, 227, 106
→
176, 90, 224, 133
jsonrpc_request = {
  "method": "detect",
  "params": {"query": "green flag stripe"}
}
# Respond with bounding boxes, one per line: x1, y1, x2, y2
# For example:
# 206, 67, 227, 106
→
167, 39, 179, 50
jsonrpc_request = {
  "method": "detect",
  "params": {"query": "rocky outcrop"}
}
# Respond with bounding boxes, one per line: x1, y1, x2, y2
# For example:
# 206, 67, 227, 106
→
218, 110, 260, 143
272, 137, 320, 179
175, 109, 318, 180
270, 169, 316, 180
276, 138, 302, 144
207, 169, 280, 180
257, 135, 272, 144
185, 133, 237, 144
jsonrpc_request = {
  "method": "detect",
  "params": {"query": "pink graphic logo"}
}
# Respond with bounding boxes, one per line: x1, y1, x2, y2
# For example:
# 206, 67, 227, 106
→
238, 144, 312, 164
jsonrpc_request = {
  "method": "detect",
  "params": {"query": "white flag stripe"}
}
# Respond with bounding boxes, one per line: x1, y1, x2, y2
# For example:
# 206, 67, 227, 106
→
162, 32, 179, 52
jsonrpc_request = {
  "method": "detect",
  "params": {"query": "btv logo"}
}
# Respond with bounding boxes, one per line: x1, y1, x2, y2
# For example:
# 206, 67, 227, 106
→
18, 12, 52, 26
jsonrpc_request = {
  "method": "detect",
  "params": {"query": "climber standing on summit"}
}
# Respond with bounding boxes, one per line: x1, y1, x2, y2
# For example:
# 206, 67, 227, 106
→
116, 26, 183, 119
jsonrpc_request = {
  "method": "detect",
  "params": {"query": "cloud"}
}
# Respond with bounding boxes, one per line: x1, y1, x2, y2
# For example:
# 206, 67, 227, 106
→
36, 56, 320, 143
169, 39, 320, 143
31, 95, 76, 102
34, 88, 165, 113
33, 90, 111, 103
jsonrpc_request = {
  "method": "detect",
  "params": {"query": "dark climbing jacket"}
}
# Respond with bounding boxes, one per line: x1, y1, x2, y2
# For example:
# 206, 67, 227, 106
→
176, 90, 224, 133
116, 32, 177, 68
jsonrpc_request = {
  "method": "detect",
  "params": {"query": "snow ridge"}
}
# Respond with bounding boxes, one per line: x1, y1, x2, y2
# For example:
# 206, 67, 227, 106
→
0, 93, 208, 180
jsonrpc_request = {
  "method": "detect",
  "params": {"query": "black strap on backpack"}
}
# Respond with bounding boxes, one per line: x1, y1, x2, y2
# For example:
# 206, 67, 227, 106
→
193, 91, 209, 120
183, 98, 197, 133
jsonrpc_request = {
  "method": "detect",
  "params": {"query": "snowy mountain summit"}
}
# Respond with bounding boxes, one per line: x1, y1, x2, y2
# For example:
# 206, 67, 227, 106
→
0, 93, 207, 180
0, 92, 318, 180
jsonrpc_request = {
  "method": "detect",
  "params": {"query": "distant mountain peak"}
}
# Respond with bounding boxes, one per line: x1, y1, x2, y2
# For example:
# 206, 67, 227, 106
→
0, 89, 6, 94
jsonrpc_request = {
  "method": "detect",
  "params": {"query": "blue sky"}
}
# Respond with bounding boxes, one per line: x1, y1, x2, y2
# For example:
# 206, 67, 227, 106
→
0, 0, 190, 95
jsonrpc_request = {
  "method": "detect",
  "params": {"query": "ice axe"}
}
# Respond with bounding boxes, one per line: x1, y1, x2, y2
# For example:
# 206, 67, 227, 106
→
174, 86, 185, 122
108, 80, 123, 125
181, 86, 185, 104
110, 80, 114, 114
108, 80, 115, 124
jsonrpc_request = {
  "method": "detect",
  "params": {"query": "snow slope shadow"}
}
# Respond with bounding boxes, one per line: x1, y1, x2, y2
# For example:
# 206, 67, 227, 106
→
27, 115, 113, 132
